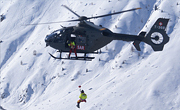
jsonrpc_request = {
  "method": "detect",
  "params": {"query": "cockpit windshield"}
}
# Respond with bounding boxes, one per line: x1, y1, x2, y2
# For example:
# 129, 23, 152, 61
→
45, 27, 74, 43
45, 29, 65, 43
51, 29, 64, 37
52, 29, 63, 35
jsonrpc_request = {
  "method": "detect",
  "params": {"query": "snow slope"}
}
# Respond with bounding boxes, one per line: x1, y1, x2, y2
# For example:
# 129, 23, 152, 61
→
1, 0, 180, 110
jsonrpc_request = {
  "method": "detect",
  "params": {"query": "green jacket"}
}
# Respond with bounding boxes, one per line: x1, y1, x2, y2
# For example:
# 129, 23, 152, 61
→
79, 93, 87, 100
68, 42, 75, 48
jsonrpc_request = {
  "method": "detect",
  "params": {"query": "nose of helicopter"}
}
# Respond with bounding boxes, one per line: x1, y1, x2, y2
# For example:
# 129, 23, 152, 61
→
45, 42, 49, 47
45, 34, 53, 47
45, 37, 49, 47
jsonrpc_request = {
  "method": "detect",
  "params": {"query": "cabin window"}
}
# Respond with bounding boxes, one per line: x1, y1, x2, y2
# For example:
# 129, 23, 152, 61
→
77, 35, 86, 44
71, 34, 76, 37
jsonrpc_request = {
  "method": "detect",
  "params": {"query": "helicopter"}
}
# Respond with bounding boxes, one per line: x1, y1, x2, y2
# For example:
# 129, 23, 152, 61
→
44, 5, 169, 61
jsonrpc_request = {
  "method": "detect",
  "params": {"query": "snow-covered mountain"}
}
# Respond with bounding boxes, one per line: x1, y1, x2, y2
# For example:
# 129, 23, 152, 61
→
1, 0, 180, 110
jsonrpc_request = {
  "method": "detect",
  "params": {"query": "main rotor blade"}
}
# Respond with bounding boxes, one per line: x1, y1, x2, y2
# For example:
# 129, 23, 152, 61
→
23, 19, 81, 26
62, 5, 81, 18
86, 8, 141, 20
25, 7, 141, 26
23, 21, 65, 25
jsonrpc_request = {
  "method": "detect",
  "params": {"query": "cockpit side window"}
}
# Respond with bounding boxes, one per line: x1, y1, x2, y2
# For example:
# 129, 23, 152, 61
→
71, 34, 76, 37
77, 35, 86, 44
52, 29, 65, 42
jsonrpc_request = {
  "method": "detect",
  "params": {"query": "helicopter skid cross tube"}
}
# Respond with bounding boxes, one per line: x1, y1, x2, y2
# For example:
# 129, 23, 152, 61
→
49, 53, 94, 61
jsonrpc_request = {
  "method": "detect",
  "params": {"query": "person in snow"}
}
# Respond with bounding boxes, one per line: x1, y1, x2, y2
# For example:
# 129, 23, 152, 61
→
68, 40, 77, 58
77, 90, 87, 108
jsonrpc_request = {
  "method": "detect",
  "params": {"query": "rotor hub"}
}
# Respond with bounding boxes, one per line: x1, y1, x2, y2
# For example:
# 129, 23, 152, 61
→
79, 16, 88, 21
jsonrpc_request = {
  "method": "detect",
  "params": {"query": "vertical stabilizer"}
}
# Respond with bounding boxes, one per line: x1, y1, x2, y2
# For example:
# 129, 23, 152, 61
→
133, 18, 170, 51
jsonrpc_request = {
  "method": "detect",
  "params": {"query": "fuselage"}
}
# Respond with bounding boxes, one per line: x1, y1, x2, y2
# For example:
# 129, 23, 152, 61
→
45, 21, 113, 53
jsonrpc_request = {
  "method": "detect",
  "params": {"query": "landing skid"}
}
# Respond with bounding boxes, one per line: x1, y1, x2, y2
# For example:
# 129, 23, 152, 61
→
49, 53, 95, 61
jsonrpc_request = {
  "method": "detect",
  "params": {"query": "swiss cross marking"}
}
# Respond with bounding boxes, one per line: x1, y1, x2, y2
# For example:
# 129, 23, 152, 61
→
159, 22, 163, 26
154, 22, 166, 30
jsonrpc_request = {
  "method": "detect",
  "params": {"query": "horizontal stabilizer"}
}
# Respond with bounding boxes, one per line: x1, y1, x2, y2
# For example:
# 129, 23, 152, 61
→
132, 31, 146, 51
133, 40, 141, 51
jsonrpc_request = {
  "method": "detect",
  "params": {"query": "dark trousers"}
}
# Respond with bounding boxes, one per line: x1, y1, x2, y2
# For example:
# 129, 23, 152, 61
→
77, 99, 86, 108
69, 48, 77, 57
